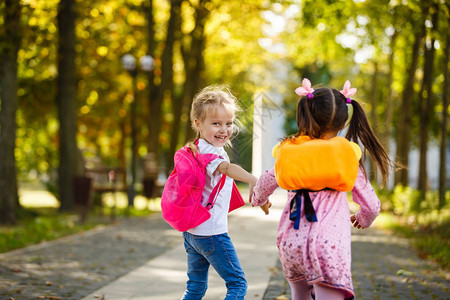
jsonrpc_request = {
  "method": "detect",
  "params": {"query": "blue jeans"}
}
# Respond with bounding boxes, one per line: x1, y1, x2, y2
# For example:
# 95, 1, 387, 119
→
182, 232, 247, 300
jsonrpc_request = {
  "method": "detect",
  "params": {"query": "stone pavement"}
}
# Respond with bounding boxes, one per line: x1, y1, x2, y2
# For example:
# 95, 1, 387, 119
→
263, 227, 450, 300
80, 189, 282, 300
0, 216, 180, 299
1, 188, 449, 300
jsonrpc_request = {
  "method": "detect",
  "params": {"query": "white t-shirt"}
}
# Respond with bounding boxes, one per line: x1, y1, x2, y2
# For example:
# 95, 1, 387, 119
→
187, 139, 233, 236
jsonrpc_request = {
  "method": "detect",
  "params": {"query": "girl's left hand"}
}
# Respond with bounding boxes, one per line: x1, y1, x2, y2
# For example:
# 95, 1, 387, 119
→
350, 215, 364, 229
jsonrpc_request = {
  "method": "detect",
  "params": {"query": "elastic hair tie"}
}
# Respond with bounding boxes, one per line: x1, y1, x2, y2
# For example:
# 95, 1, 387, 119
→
340, 80, 357, 104
295, 78, 315, 99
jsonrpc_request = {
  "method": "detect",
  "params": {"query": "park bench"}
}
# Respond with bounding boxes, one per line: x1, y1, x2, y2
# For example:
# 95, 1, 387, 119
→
85, 166, 127, 195
87, 166, 127, 219
73, 155, 127, 220
74, 153, 164, 221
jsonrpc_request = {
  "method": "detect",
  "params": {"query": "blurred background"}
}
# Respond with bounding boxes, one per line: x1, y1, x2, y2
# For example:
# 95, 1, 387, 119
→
0, 0, 449, 263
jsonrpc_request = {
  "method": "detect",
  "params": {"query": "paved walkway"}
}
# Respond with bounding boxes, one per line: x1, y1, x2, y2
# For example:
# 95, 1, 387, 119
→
1, 189, 449, 300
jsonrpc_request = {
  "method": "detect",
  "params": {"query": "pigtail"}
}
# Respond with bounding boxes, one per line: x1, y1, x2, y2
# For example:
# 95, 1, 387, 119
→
345, 100, 392, 185
297, 97, 321, 138
283, 88, 342, 143
186, 133, 201, 156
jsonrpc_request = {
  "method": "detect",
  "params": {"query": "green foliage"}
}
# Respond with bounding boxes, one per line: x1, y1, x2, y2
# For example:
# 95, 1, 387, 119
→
277, 0, 450, 152
0, 209, 101, 253
102, 205, 156, 217
0, 204, 158, 253
3, 0, 448, 206
9, 0, 274, 182
387, 185, 450, 215
391, 185, 421, 214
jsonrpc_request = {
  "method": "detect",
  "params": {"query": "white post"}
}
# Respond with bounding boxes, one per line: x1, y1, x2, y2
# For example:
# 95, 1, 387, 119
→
252, 91, 285, 177
252, 93, 264, 176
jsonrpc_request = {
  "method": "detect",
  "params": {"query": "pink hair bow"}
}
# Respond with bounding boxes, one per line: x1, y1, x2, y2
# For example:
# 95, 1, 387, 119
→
340, 80, 357, 103
295, 78, 315, 99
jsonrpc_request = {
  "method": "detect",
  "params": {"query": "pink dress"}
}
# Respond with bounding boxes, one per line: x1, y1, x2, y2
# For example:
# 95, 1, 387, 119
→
252, 167, 380, 299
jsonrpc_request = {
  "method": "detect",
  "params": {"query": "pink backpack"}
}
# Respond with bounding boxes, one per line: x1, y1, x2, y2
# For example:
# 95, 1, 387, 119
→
161, 143, 245, 232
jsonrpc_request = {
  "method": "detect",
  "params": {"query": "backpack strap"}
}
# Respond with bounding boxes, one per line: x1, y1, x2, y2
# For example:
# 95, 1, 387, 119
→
206, 174, 227, 210
289, 189, 317, 230
190, 139, 227, 210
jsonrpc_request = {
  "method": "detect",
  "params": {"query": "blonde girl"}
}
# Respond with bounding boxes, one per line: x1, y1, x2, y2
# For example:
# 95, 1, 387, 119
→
182, 85, 268, 300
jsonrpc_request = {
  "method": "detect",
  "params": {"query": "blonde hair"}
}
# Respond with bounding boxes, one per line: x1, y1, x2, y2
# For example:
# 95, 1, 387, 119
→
188, 85, 240, 152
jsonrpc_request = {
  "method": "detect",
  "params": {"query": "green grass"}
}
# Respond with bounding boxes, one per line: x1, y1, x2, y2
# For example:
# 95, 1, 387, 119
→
0, 208, 105, 253
375, 211, 450, 270
1, 191, 162, 254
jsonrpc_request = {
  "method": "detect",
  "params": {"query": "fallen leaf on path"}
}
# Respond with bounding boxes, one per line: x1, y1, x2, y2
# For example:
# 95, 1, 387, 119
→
396, 269, 415, 277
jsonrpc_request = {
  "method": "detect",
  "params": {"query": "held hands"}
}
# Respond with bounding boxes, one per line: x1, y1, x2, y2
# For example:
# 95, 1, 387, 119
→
350, 214, 364, 229
260, 201, 272, 215
248, 175, 258, 204
219, 163, 272, 215
248, 176, 272, 215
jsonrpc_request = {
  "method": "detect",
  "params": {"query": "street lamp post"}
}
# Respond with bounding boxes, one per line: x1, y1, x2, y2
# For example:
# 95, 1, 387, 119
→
121, 54, 154, 207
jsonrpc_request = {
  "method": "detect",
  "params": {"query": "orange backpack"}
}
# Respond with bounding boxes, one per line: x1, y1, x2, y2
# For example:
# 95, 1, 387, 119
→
273, 136, 361, 192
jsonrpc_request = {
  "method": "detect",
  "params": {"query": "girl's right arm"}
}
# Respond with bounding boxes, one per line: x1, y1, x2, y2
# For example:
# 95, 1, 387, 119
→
216, 162, 272, 214
216, 161, 257, 185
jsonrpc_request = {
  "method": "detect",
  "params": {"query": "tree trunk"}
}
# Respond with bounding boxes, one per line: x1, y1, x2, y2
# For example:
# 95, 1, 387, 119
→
164, 0, 183, 173
370, 62, 379, 136
0, 0, 21, 225
144, 0, 180, 170
56, 0, 80, 211
167, 93, 183, 173
417, 2, 438, 200
383, 29, 398, 153
118, 93, 128, 169
395, 6, 427, 187
183, 0, 211, 144
143, 0, 160, 158
369, 61, 379, 182
439, 5, 450, 209
153, 0, 181, 174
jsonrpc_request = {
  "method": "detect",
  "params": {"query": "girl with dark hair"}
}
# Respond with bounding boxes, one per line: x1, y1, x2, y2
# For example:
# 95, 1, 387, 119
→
251, 79, 393, 300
